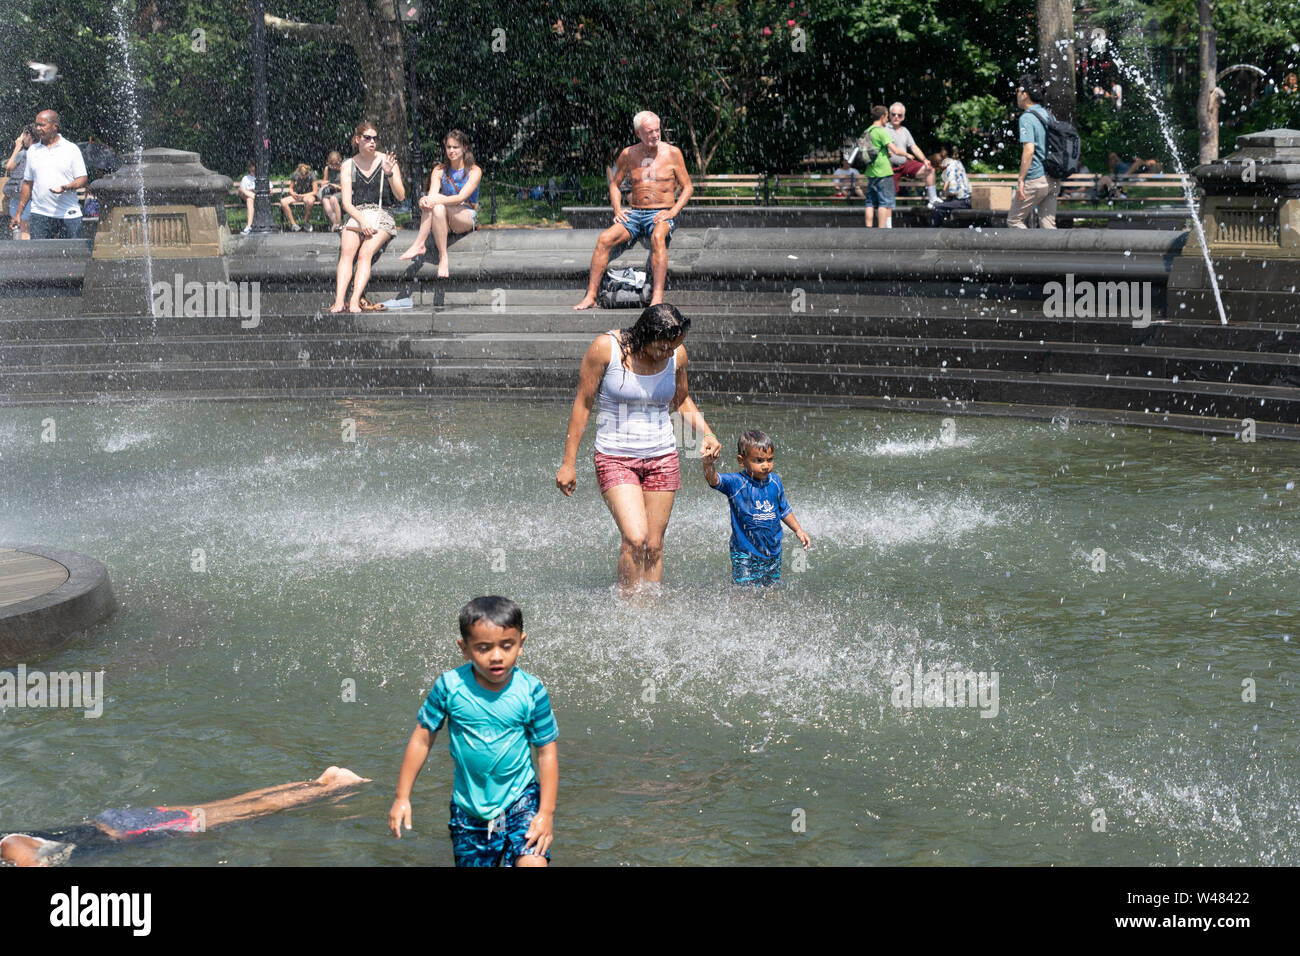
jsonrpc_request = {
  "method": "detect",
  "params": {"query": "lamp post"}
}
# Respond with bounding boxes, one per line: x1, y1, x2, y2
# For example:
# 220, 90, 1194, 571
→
249, 0, 275, 233
402, 1, 425, 203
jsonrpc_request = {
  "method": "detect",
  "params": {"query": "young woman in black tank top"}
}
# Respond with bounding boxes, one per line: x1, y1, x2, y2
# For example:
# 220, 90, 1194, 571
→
328, 120, 406, 314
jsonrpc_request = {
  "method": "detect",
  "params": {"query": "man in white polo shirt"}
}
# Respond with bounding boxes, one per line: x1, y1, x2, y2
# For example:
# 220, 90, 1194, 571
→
18, 110, 88, 240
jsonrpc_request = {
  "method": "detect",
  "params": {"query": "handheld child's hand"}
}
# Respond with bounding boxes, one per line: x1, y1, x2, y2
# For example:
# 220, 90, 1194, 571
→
700, 434, 722, 461
555, 463, 577, 497
388, 798, 412, 838
523, 810, 553, 857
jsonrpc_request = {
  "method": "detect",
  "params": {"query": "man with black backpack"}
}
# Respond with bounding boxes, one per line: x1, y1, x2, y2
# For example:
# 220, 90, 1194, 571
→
1009, 75, 1069, 229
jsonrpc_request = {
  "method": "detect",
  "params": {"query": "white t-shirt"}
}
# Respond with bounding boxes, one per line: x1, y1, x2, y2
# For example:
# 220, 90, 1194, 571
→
240, 173, 256, 192
23, 137, 87, 218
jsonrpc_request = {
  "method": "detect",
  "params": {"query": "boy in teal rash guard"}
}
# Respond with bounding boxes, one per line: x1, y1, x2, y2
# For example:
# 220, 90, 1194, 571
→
389, 596, 559, 867
703, 429, 812, 585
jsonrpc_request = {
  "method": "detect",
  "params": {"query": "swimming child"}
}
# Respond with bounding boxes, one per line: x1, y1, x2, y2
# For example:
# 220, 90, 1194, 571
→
703, 429, 812, 585
389, 596, 558, 867
2, 766, 370, 866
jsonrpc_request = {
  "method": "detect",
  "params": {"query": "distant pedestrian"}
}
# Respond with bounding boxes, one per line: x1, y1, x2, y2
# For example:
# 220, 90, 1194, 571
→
237, 161, 256, 235
278, 162, 317, 232
4, 124, 35, 240
316, 151, 343, 231
929, 153, 972, 227
17, 110, 88, 240
887, 103, 938, 204
863, 106, 907, 228
832, 155, 864, 199
1008, 76, 1058, 229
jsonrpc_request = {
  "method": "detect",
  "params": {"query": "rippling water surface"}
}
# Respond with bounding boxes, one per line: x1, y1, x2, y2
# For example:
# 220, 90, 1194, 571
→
2, 400, 1296, 865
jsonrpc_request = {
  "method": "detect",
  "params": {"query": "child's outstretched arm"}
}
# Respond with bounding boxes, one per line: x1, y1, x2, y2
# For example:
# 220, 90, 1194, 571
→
523, 741, 559, 858
389, 725, 435, 838
702, 447, 721, 488
782, 512, 812, 550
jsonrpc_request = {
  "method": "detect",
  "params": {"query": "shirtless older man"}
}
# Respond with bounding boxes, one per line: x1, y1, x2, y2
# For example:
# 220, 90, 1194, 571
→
573, 111, 693, 310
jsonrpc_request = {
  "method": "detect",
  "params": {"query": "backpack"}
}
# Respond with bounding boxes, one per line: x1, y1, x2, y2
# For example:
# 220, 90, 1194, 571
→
598, 266, 652, 308
844, 131, 880, 171
1027, 105, 1080, 180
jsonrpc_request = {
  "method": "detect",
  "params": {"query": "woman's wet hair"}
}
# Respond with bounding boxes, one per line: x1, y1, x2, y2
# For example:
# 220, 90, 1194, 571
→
620, 303, 691, 357
326, 150, 342, 166
458, 596, 523, 639
293, 162, 312, 180
441, 130, 475, 169
738, 429, 774, 457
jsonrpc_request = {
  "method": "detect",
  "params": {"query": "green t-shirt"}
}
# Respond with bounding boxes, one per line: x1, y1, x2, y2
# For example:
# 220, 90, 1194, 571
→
867, 125, 894, 178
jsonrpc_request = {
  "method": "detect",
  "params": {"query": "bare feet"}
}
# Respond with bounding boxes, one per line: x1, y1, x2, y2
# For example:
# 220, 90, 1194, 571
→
397, 245, 426, 261
436, 264, 450, 279
573, 295, 598, 311
316, 767, 370, 787
327, 302, 347, 313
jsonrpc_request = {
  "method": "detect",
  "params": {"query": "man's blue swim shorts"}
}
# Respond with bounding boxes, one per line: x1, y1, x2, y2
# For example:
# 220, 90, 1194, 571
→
621, 207, 675, 243
730, 548, 782, 586
448, 783, 549, 867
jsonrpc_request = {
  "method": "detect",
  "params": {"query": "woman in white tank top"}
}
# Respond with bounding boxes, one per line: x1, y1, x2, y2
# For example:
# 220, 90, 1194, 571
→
556, 305, 722, 592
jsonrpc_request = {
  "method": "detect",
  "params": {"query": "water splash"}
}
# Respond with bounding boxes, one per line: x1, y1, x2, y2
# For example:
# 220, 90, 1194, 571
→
109, 0, 154, 319
1108, 45, 1229, 325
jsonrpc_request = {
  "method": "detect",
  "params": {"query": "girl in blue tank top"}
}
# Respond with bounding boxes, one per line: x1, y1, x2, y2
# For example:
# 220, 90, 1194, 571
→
397, 129, 482, 278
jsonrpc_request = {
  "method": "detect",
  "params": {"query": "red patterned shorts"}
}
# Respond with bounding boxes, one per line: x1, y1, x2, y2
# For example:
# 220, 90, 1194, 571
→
594, 451, 682, 493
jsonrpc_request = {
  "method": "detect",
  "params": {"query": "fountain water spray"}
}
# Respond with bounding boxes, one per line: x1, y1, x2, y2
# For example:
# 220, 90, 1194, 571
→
109, 0, 154, 319
1107, 43, 1229, 325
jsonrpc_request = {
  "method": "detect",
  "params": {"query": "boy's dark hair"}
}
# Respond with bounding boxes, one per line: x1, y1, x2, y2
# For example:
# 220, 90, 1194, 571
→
870, 105, 888, 123
738, 428, 774, 457
1017, 75, 1044, 104
458, 596, 523, 639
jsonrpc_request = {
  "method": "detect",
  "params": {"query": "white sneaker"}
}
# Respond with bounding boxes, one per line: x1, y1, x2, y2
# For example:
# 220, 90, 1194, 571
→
305, 224, 313, 233
927, 198, 942, 209
240, 226, 251, 235
290, 223, 302, 232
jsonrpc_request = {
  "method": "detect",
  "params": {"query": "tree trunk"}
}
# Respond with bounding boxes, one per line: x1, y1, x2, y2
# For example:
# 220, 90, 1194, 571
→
1036, 0, 1077, 124
1197, 0, 1219, 164
267, 2, 412, 176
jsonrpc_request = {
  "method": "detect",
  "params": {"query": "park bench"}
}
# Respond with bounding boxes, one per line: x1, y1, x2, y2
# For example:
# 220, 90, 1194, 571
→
690, 173, 768, 204
965, 172, 1191, 210
225, 178, 334, 231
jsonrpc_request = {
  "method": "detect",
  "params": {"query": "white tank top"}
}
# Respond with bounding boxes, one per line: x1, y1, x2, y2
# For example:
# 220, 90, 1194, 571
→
594, 331, 678, 457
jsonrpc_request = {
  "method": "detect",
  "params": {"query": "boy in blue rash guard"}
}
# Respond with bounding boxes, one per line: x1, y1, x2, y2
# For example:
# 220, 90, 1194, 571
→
389, 596, 559, 867
703, 429, 812, 585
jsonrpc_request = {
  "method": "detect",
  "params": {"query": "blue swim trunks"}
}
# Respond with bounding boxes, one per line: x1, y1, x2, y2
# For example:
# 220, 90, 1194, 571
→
621, 207, 675, 243
93, 806, 200, 836
730, 548, 782, 586
448, 783, 549, 867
